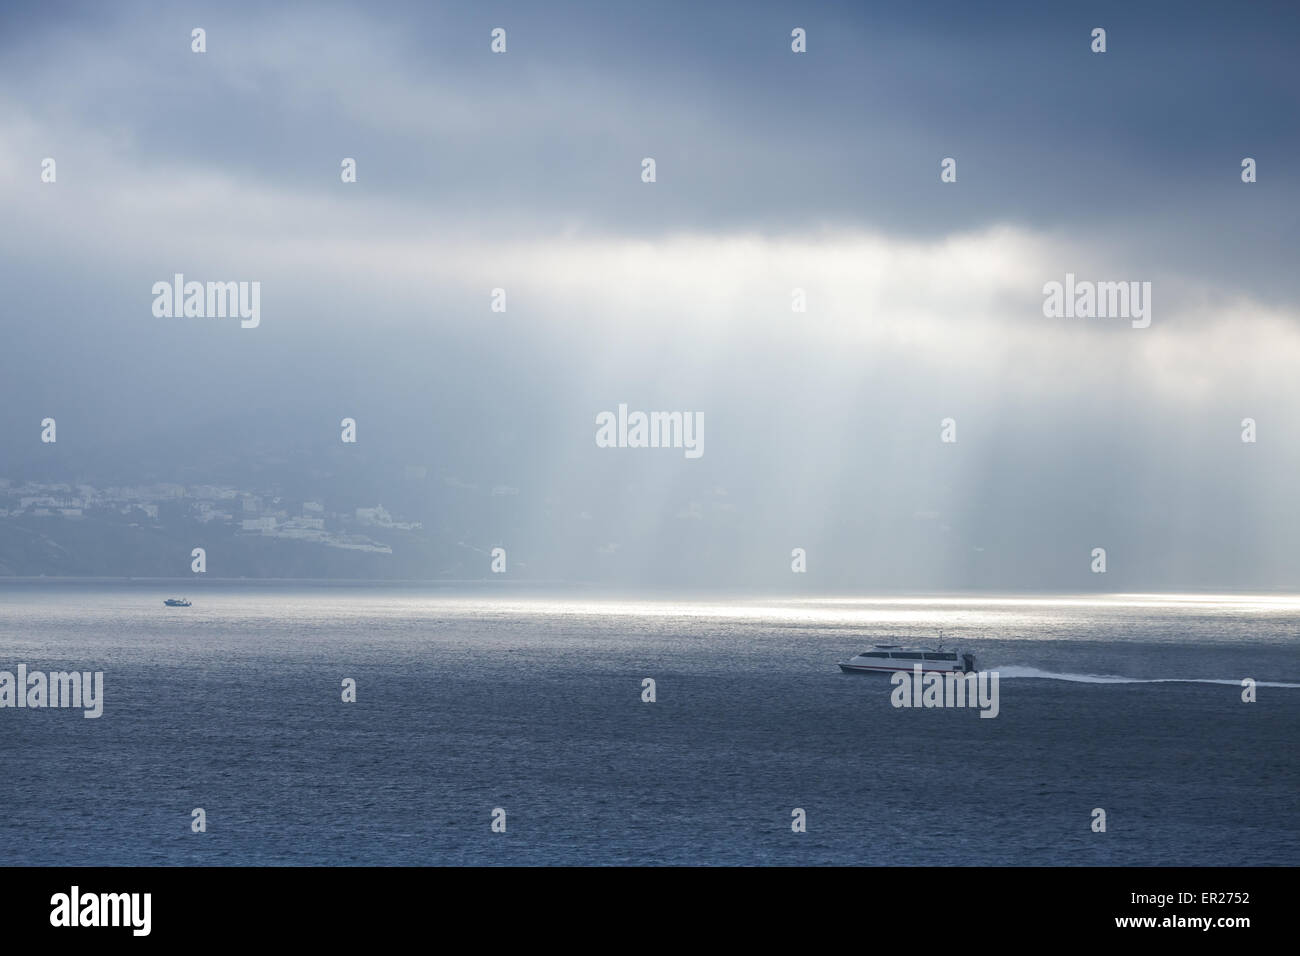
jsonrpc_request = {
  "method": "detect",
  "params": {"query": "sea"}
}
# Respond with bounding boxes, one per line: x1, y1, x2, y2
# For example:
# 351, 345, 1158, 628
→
1, 583, 1297, 866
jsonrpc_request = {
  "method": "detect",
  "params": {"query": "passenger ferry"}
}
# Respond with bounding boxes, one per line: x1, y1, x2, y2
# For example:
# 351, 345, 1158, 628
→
163, 598, 192, 607
838, 644, 975, 675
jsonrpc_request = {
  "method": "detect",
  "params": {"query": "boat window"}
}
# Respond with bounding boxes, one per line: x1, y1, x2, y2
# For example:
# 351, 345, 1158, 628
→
892, 652, 923, 659
923, 653, 958, 661
858, 652, 891, 658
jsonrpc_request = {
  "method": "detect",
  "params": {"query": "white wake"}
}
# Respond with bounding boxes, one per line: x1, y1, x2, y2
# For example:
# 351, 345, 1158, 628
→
993, 665, 1300, 688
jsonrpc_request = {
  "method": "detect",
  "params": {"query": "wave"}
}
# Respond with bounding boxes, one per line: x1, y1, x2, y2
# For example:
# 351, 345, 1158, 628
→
993, 665, 1300, 688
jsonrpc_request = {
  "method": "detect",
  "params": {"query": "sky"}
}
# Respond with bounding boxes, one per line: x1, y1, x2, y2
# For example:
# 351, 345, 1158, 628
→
1, 0, 1299, 589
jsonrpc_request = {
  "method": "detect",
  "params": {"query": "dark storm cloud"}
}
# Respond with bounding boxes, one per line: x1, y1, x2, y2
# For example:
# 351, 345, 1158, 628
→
1, 0, 1298, 589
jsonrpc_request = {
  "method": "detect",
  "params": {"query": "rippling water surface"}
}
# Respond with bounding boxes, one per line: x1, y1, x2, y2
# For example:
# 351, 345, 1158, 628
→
2, 585, 1297, 865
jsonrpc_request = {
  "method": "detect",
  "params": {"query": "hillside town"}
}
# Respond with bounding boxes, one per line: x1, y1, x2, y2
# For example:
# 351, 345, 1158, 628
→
0, 478, 420, 555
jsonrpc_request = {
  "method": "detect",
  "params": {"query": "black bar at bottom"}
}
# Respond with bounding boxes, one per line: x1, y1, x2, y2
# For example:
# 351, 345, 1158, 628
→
0, 865, 1279, 942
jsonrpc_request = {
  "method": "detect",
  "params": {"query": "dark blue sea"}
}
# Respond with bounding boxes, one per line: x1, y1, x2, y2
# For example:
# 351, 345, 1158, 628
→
1, 585, 1297, 865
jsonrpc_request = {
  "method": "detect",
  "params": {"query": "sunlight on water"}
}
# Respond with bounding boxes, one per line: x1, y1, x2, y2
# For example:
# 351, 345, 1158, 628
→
1, 584, 1298, 865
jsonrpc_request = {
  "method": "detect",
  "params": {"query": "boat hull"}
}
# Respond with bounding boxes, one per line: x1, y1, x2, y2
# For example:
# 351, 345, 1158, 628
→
838, 662, 967, 675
